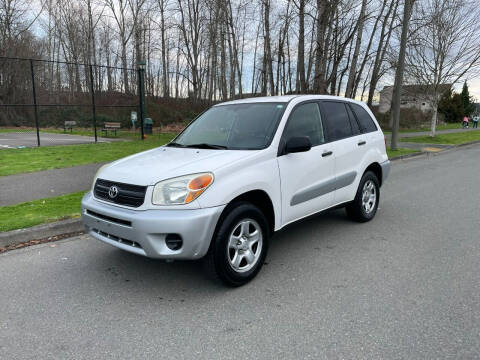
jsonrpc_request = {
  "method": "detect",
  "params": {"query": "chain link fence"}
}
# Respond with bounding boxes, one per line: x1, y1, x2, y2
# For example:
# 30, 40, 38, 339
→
0, 57, 146, 148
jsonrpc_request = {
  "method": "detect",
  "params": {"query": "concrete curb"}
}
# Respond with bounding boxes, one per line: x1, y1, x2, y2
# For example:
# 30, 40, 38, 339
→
453, 139, 480, 148
390, 151, 427, 161
0, 218, 83, 248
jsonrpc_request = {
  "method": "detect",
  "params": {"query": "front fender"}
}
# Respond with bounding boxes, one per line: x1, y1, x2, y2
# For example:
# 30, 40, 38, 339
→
197, 155, 282, 230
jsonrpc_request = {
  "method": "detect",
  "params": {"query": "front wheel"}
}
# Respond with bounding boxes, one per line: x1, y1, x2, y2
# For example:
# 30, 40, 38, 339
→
203, 202, 269, 286
346, 171, 380, 222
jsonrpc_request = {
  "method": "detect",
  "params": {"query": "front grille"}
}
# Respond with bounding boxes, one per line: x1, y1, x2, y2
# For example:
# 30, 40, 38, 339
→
94, 179, 147, 208
86, 210, 132, 227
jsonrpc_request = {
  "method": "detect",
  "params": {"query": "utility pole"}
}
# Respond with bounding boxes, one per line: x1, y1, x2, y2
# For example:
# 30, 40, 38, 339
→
30, 60, 41, 147
89, 64, 98, 143
138, 60, 146, 140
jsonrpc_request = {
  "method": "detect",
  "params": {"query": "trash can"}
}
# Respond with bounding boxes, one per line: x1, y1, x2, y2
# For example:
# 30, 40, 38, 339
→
143, 118, 153, 134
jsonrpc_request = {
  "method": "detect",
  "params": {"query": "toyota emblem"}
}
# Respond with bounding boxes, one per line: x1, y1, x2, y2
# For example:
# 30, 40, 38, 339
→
108, 185, 119, 199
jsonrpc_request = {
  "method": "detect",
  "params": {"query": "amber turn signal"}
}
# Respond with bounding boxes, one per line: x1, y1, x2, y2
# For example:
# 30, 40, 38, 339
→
185, 173, 214, 203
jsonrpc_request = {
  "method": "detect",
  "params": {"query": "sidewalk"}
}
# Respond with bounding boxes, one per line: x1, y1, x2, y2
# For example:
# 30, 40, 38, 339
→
0, 163, 105, 206
384, 126, 480, 138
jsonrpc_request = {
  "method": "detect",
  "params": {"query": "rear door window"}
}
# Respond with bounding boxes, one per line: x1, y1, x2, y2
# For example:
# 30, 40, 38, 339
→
349, 103, 378, 133
321, 101, 353, 141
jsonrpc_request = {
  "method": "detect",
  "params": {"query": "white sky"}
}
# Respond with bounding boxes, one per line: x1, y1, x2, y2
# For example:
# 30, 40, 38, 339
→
463, 78, 480, 101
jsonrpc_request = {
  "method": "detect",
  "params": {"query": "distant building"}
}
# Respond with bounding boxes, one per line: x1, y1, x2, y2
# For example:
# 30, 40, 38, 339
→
378, 84, 452, 113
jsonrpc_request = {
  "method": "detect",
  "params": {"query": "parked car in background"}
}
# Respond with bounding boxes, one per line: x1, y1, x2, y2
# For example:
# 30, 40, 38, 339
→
82, 95, 390, 286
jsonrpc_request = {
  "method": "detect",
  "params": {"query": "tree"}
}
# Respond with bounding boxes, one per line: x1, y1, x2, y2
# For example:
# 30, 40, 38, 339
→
294, 0, 306, 93
390, 0, 415, 151
460, 81, 476, 116
345, 0, 367, 98
405, 0, 480, 137
263, 0, 275, 95
5, 0, 480, 124
312, 0, 329, 94
366, 0, 399, 107
438, 89, 464, 123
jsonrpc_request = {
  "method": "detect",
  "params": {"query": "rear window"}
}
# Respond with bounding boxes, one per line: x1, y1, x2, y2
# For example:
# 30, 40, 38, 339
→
322, 101, 353, 141
350, 103, 377, 133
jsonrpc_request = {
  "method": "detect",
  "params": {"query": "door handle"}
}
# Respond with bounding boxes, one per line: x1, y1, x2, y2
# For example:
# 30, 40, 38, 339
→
358, 141, 366, 146
322, 151, 333, 157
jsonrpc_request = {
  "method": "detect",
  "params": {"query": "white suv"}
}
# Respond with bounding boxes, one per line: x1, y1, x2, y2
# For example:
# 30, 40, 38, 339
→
82, 95, 390, 286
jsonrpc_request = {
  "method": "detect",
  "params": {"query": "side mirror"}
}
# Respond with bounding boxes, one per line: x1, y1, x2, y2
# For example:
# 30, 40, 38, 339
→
284, 136, 312, 154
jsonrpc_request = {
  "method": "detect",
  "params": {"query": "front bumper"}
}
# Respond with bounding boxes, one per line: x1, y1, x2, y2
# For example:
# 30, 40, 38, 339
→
81, 192, 225, 259
380, 160, 391, 185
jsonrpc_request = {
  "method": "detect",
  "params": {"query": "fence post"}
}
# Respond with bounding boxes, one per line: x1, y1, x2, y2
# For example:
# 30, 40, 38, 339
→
30, 59, 40, 147
89, 64, 98, 143
138, 61, 146, 140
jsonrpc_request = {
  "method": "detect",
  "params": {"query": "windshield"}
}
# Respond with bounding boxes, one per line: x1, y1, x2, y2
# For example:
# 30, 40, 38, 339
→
170, 103, 286, 150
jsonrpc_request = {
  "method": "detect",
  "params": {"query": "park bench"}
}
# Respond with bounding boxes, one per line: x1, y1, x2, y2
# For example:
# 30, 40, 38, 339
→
102, 122, 121, 136
64, 121, 77, 132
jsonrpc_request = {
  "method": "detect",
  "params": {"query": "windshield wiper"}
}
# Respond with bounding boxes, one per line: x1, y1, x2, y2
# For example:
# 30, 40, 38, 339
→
166, 142, 185, 147
183, 143, 228, 150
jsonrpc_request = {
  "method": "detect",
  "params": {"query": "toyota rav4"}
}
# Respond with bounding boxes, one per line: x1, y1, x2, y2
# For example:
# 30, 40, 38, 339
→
82, 95, 390, 286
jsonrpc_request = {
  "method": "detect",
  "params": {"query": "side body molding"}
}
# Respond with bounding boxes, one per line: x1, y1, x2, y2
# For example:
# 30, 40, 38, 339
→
290, 171, 357, 206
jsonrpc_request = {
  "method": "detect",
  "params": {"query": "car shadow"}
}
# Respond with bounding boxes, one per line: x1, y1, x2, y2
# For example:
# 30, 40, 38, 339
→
83, 207, 353, 297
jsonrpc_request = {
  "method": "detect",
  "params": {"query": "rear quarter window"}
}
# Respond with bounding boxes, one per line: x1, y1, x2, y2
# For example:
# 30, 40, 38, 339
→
349, 103, 378, 133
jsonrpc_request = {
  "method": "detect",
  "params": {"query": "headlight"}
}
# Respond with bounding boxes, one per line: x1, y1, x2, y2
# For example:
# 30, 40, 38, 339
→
152, 173, 214, 205
92, 164, 109, 190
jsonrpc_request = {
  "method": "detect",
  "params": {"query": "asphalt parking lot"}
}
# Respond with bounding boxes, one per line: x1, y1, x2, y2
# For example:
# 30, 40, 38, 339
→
0, 131, 116, 148
1, 145, 479, 359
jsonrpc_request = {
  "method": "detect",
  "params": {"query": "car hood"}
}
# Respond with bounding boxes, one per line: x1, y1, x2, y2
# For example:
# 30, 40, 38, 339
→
98, 146, 259, 186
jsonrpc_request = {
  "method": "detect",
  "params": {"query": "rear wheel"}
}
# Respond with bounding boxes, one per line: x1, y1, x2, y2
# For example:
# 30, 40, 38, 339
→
346, 171, 380, 222
203, 202, 269, 286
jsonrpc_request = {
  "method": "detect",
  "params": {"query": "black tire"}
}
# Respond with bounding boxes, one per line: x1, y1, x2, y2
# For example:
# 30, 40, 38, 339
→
203, 202, 269, 287
346, 171, 380, 223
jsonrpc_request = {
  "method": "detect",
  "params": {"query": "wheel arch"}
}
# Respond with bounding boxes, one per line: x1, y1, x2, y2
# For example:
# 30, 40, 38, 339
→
215, 189, 276, 237
363, 162, 383, 186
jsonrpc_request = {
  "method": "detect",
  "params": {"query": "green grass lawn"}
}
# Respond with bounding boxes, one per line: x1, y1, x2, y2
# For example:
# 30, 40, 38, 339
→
401, 130, 480, 145
0, 133, 176, 176
0, 191, 85, 232
387, 147, 420, 158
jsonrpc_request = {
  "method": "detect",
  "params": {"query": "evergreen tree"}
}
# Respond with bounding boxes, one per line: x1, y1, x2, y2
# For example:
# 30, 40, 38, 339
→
461, 81, 476, 116
439, 89, 464, 123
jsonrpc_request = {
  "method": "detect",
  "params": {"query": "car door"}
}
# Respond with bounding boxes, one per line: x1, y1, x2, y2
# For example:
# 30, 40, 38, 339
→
277, 101, 336, 226
349, 102, 382, 157
320, 101, 362, 205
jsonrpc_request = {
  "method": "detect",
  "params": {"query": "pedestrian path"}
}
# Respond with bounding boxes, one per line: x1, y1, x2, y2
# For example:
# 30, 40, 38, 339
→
0, 163, 105, 206
384, 126, 480, 138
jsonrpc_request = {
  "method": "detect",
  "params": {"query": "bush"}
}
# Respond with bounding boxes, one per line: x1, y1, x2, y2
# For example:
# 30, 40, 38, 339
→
0, 95, 212, 129
372, 107, 433, 130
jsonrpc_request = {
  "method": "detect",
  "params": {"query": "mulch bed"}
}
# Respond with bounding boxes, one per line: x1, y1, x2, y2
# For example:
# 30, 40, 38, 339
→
0, 231, 84, 254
